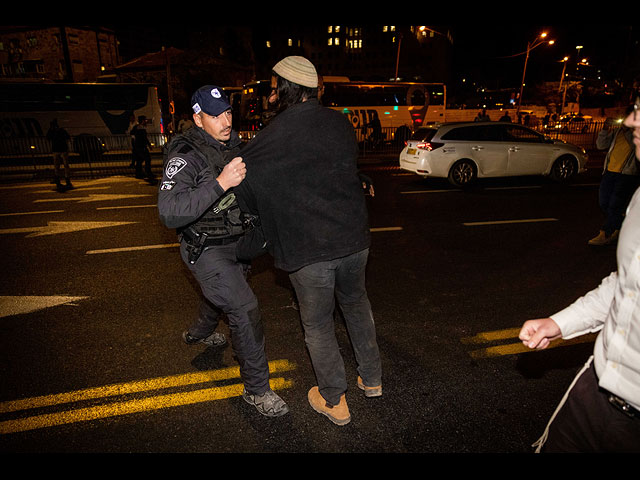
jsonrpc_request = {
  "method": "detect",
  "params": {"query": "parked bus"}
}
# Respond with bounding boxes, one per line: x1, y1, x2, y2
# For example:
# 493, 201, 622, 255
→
0, 82, 164, 137
237, 77, 446, 145
321, 77, 446, 131
237, 80, 273, 131
0, 82, 165, 156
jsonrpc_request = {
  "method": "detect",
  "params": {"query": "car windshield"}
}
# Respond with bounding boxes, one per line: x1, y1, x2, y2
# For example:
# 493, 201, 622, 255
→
409, 128, 437, 142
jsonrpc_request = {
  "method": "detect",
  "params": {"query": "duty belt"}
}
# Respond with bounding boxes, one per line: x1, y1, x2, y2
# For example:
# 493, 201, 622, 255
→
181, 227, 243, 264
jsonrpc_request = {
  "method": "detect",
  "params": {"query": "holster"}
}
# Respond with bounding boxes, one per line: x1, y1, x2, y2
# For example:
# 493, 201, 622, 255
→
181, 226, 243, 264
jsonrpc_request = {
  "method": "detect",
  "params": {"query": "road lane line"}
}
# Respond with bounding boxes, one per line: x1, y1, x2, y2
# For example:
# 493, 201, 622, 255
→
485, 186, 542, 190
0, 221, 136, 237
463, 218, 558, 226
0, 359, 295, 414
370, 227, 403, 232
85, 228, 402, 255
86, 243, 180, 254
0, 378, 293, 434
0, 296, 88, 318
96, 204, 157, 210
0, 210, 64, 217
460, 327, 522, 344
0, 359, 296, 434
467, 334, 597, 359
401, 189, 461, 194
461, 327, 597, 359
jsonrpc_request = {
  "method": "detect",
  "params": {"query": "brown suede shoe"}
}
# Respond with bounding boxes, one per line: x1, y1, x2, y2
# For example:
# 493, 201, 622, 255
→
307, 386, 351, 426
357, 376, 382, 397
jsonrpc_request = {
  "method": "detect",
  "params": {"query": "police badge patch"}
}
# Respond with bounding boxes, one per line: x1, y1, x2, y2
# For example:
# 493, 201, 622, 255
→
165, 157, 187, 179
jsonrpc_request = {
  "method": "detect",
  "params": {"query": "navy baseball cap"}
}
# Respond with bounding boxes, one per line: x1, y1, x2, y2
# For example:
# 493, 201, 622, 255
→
191, 85, 231, 116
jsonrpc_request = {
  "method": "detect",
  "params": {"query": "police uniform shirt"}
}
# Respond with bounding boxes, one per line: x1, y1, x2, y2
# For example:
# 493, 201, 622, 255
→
158, 127, 238, 230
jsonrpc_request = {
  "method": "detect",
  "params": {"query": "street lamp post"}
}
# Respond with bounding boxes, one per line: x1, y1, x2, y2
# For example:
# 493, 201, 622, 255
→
516, 32, 554, 116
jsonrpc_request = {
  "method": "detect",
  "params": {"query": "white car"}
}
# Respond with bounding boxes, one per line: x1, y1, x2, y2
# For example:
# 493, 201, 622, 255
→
399, 122, 588, 187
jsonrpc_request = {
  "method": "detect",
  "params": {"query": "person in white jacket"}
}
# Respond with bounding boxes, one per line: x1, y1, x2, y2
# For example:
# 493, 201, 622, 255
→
519, 97, 640, 452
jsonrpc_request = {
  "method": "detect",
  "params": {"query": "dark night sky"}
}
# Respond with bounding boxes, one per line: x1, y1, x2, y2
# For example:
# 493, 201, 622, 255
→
122, 20, 640, 88
111, 23, 636, 91
449, 24, 637, 89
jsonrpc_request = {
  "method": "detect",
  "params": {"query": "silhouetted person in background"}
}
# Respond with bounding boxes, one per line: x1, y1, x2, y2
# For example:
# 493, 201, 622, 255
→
46, 119, 72, 192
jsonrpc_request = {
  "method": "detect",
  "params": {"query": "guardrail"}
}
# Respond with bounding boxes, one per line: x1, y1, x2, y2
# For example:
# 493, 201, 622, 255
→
0, 121, 610, 181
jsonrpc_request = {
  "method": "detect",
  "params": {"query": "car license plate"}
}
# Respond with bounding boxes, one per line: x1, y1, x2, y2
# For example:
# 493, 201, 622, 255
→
407, 148, 416, 155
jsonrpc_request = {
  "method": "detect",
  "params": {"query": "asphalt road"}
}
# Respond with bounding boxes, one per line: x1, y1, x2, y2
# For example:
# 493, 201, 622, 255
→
0, 163, 618, 453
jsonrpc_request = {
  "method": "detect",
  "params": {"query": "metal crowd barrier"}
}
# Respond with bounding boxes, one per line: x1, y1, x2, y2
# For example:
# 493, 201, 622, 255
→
0, 122, 609, 182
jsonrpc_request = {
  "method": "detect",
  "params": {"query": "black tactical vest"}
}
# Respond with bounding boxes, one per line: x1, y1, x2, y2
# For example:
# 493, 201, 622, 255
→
167, 128, 245, 238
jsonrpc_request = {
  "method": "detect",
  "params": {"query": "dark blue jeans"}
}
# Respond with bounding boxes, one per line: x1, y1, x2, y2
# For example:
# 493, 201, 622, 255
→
599, 171, 640, 235
181, 241, 270, 395
289, 248, 382, 406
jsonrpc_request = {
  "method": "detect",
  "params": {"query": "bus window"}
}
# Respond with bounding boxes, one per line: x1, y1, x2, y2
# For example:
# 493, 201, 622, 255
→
410, 88, 426, 106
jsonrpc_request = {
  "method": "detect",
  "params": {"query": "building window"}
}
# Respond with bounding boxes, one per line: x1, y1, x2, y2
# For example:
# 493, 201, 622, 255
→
266, 40, 271, 48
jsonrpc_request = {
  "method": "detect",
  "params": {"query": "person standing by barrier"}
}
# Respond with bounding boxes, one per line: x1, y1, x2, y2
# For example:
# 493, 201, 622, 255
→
130, 115, 157, 184
589, 105, 639, 246
46, 119, 72, 192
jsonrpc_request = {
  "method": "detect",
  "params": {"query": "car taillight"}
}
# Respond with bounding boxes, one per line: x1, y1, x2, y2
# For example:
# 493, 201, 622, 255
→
416, 142, 443, 151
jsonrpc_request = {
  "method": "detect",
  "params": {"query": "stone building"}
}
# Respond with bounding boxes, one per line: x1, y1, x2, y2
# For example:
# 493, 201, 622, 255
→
0, 26, 120, 82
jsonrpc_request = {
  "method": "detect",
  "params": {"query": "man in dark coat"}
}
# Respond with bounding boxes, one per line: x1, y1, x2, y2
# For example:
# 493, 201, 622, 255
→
234, 57, 382, 426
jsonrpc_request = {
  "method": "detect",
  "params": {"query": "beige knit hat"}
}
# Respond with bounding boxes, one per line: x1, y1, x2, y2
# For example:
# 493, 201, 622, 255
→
272, 56, 318, 88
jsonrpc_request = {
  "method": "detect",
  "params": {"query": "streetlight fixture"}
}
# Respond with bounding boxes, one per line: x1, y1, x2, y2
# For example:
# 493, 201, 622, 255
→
558, 56, 569, 92
517, 32, 555, 115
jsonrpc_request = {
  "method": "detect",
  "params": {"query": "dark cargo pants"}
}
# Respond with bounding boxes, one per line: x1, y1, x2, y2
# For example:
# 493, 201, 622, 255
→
180, 240, 270, 395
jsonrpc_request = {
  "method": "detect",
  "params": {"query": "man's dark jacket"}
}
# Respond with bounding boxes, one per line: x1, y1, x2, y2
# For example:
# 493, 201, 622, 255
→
234, 99, 371, 272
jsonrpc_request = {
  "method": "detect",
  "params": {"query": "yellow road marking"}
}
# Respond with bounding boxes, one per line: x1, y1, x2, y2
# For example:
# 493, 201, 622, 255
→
461, 328, 597, 359
0, 210, 64, 217
0, 359, 295, 434
370, 227, 403, 232
463, 218, 558, 226
85, 227, 402, 255
86, 243, 180, 255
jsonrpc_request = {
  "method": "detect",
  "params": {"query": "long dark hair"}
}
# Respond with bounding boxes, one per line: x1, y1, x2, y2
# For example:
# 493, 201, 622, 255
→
271, 72, 318, 113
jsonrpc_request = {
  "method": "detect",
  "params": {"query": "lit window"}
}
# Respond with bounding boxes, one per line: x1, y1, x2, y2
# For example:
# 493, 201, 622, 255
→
288, 38, 292, 47
266, 40, 271, 48
328, 26, 333, 33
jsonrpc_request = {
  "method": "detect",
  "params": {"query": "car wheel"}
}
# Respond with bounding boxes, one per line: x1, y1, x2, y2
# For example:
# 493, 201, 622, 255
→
550, 155, 577, 182
448, 159, 476, 187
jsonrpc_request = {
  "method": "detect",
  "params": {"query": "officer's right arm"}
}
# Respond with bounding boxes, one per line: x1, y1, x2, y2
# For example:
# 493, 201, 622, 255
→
157, 151, 225, 229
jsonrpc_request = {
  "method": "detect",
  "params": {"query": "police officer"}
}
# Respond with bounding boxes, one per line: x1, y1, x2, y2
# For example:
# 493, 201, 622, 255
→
158, 85, 288, 418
